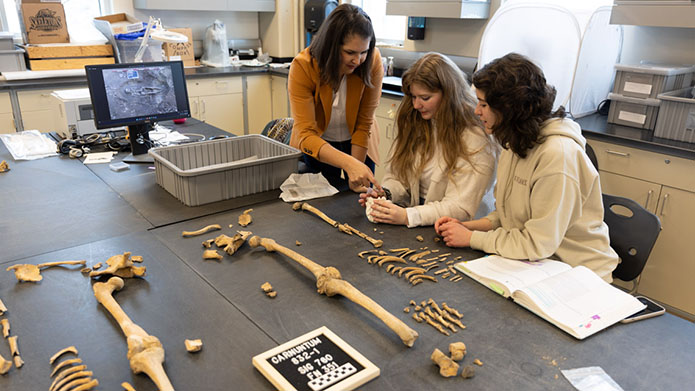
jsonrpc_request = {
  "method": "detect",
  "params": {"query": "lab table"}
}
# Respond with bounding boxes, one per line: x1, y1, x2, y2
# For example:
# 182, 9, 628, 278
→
1, 138, 695, 390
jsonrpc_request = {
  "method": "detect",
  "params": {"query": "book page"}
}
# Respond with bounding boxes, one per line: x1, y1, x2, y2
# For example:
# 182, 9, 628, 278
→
513, 266, 645, 339
455, 255, 571, 298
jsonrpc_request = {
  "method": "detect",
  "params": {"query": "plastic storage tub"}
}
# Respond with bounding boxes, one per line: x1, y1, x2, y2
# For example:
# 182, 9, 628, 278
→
613, 63, 695, 99
654, 87, 695, 143
607, 92, 661, 130
0, 47, 26, 72
115, 38, 163, 63
149, 135, 301, 206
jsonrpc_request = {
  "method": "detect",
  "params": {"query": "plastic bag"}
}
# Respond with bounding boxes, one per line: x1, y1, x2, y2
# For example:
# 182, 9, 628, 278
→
201, 20, 230, 67
0, 130, 57, 160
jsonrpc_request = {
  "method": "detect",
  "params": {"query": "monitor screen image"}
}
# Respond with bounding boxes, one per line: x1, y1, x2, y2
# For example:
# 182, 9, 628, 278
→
85, 61, 190, 129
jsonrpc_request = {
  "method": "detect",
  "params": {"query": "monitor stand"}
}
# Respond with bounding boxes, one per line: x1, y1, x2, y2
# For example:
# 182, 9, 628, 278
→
123, 123, 155, 164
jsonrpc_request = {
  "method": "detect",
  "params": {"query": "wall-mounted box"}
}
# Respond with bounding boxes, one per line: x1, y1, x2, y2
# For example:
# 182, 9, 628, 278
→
386, 0, 490, 19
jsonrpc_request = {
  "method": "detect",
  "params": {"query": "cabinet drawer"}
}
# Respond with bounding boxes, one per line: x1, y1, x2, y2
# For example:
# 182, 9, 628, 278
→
588, 139, 695, 192
17, 89, 60, 112
376, 96, 400, 119
187, 77, 242, 97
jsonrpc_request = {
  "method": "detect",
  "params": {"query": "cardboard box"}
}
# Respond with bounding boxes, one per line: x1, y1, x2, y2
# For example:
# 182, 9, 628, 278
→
22, 3, 69, 44
163, 28, 195, 67
94, 13, 143, 35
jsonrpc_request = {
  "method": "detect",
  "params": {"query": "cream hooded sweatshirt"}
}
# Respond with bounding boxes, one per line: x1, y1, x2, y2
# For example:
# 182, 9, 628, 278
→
469, 118, 618, 282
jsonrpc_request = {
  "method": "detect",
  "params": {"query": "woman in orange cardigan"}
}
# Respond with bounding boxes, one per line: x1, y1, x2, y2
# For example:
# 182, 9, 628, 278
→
289, 4, 383, 191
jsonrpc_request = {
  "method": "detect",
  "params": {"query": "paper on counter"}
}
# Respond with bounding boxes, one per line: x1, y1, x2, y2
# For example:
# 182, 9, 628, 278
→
83, 151, 115, 164
279, 173, 339, 202
561, 367, 624, 391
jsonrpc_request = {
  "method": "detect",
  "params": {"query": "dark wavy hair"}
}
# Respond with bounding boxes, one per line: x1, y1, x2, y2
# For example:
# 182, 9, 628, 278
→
472, 53, 565, 158
308, 4, 376, 89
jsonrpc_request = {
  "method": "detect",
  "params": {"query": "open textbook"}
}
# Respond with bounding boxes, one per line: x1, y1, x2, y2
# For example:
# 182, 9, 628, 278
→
454, 255, 646, 340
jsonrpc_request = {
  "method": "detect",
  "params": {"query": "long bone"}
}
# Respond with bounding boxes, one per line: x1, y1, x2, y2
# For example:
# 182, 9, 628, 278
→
338, 223, 383, 248
292, 202, 338, 227
249, 236, 418, 347
93, 277, 174, 391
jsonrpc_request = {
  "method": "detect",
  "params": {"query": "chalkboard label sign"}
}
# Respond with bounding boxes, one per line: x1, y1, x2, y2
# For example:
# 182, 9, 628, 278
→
253, 326, 379, 391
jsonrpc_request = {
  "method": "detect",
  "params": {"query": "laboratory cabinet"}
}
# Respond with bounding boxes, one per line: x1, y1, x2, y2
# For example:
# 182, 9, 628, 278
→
587, 138, 695, 320
17, 88, 76, 134
0, 92, 15, 133
270, 74, 290, 120
245, 74, 272, 135
374, 95, 400, 182
133, 0, 275, 12
187, 77, 244, 133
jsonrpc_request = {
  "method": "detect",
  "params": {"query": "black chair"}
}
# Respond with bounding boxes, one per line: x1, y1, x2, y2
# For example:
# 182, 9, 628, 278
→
603, 193, 662, 293
261, 117, 293, 145
586, 142, 599, 171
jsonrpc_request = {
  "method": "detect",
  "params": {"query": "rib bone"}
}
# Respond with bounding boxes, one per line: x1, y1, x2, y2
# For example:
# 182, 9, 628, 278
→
249, 236, 418, 347
50, 346, 78, 364
181, 224, 221, 237
93, 277, 174, 391
51, 358, 83, 377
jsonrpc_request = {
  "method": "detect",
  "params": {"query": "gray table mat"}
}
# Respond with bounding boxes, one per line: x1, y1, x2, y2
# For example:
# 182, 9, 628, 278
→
150, 192, 695, 390
0, 230, 276, 390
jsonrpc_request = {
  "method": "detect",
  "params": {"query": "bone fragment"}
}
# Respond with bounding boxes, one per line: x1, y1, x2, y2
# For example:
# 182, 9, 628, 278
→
390, 266, 402, 275
293, 202, 338, 227
0, 298, 6, 315
367, 255, 380, 265
434, 268, 447, 275
131, 256, 143, 263
50, 346, 78, 364
249, 236, 418, 347
358, 250, 377, 258
414, 305, 421, 311
90, 252, 146, 279
93, 277, 174, 391
80, 268, 91, 274
461, 365, 476, 379
203, 250, 223, 260
385, 264, 396, 273
425, 265, 438, 272
405, 270, 425, 280
411, 279, 422, 286
441, 302, 463, 319
202, 239, 214, 248
13, 355, 23, 368
266, 291, 277, 298
214, 231, 252, 255
52, 370, 93, 391
449, 342, 467, 361
182, 224, 222, 237
7, 260, 87, 282
412, 312, 422, 323
1, 318, 8, 338
451, 276, 463, 282
185, 339, 203, 353
261, 282, 273, 293
50, 365, 87, 390
338, 223, 383, 248
92, 263, 102, 270
238, 209, 253, 227
474, 358, 483, 366
295, 241, 302, 246
434, 237, 441, 242
442, 273, 450, 279
122, 382, 136, 391
0, 160, 8, 172
0, 353, 11, 374
57, 377, 98, 391
409, 300, 416, 306
7, 335, 18, 356
403, 307, 410, 313
409, 250, 431, 262
415, 235, 424, 242
398, 267, 425, 278
431, 348, 459, 377
51, 358, 83, 377
428, 298, 444, 316
442, 311, 465, 329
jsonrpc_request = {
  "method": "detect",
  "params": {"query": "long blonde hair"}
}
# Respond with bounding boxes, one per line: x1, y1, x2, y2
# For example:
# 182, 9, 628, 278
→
390, 52, 482, 184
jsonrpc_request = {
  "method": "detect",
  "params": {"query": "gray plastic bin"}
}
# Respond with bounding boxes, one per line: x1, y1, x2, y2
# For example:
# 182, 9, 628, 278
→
0, 47, 26, 72
613, 63, 694, 99
654, 87, 695, 143
149, 135, 301, 206
607, 92, 661, 130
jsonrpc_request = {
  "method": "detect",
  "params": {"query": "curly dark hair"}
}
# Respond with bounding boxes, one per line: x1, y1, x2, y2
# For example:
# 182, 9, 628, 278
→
472, 53, 565, 158
309, 4, 376, 89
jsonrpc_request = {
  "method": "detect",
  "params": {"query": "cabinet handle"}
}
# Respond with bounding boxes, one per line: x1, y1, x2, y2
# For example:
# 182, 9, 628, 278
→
644, 190, 652, 209
201, 100, 206, 115
605, 150, 630, 157
659, 193, 669, 216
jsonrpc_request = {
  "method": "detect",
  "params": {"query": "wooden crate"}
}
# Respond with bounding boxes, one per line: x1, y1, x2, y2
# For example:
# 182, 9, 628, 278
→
22, 44, 115, 71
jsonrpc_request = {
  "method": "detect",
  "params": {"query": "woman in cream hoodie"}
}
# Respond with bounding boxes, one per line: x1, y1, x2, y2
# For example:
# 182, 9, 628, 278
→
360, 52, 497, 228
435, 53, 618, 282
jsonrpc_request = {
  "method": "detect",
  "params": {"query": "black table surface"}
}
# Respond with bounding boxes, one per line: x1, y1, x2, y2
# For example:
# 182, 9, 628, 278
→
1, 133, 695, 390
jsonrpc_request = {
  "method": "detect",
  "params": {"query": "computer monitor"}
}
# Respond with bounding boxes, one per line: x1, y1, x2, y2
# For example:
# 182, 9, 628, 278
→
85, 61, 191, 163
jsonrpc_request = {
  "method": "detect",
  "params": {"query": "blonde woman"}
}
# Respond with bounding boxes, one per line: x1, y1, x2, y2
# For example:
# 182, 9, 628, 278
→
360, 53, 497, 227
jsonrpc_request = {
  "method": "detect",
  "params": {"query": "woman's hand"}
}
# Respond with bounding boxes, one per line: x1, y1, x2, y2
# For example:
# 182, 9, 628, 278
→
358, 187, 379, 207
435, 216, 460, 235
345, 158, 377, 192
437, 220, 473, 248
368, 199, 408, 225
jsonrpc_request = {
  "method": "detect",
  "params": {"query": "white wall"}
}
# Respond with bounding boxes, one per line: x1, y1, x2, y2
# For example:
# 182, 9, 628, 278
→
621, 26, 695, 65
